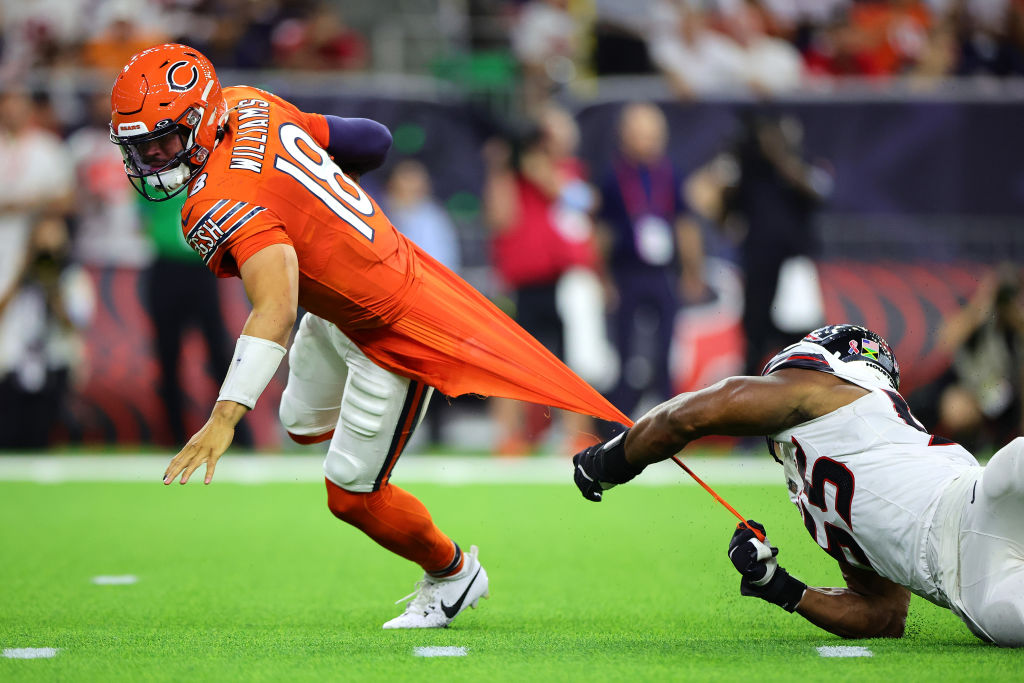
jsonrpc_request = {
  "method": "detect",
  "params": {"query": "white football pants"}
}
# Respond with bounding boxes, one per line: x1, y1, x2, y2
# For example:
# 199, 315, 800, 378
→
278, 313, 433, 493
958, 437, 1024, 647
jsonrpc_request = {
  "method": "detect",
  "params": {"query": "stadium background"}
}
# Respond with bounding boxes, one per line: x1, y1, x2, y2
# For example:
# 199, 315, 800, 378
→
1, 0, 1022, 450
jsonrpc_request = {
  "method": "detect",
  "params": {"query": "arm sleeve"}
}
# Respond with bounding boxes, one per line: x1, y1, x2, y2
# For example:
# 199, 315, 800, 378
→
268, 89, 390, 173
322, 115, 393, 174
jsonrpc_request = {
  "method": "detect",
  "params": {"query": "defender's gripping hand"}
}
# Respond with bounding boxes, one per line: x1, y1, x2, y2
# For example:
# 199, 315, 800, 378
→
572, 430, 639, 502
729, 521, 778, 583
728, 520, 806, 613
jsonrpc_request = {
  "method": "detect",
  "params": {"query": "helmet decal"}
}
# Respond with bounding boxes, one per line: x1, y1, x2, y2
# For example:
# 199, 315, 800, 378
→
166, 61, 199, 92
116, 121, 148, 135
798, 323, 901, 390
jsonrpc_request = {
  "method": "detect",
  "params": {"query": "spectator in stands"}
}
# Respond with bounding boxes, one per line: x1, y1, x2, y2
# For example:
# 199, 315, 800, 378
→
385, 159, 462, 274
511, 0, 578, 112
0, 88, 73, 298
936, 265, 1024, 452
0, 0, 82, 78
484, 106, 601, 454
850, 0, 933, 75
383, 159, 463, 447
749, 0, 851, 51
596, 102, 704, 430
949, 0, 1024, 76
272, 2, 368, 71
908, 16, 960, 85
802, 9, 872, 76
68, 92, 150, 269
540, 104, 610, 451
647, 1, 748, 98
718, 112, 832, 375
591, 0, 660, 75
177, 0, 286, 70
648, 0, 804, 98
1009, 0, 1024, 71
806, 0, 933, 76
539, 104, 616, 403
724, 0, 807, 92
0, 214, 94, 449
80, 4, 168, 73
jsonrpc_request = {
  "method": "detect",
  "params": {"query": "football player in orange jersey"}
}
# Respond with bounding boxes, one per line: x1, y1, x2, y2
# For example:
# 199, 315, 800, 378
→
110, 44, 630, 629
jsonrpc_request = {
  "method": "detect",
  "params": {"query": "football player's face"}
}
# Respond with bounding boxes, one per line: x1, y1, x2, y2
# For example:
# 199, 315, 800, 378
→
137, 133, 184, 170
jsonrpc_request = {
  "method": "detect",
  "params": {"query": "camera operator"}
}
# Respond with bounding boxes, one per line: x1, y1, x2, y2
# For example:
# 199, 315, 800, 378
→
936, 264, 1024, 451
0, 214, 94, 449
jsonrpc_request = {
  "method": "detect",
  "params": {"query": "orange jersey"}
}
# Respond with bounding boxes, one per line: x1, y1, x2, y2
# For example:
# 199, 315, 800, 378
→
181, 86, 629, 424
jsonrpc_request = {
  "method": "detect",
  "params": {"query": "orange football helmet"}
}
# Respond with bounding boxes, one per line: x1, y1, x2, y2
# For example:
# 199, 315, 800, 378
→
109, 44, 228, 201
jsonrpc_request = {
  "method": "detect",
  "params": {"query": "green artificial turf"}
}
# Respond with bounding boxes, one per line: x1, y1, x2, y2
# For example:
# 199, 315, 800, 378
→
1, 476, 1020, 681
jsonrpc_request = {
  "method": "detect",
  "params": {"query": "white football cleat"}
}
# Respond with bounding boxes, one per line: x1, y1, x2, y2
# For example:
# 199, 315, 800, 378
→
382, 545, 489, 629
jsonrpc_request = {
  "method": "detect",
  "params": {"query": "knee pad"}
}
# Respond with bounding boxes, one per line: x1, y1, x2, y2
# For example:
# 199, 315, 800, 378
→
278, 391, 307, 433
279, 392, 336, 443
323, 447, 379, 491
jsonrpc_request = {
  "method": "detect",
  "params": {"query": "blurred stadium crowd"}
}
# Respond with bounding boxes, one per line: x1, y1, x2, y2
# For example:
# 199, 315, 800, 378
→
3, 1, 1024, 92
1, 0, 1023, 454
2, 0, 1024, 82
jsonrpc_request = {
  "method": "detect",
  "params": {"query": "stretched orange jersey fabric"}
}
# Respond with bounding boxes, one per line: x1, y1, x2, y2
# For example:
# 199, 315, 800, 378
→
181, 86, 630, 425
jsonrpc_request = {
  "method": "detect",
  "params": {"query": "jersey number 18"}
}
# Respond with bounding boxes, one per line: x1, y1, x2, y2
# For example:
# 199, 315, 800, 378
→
273, 122, 377, 241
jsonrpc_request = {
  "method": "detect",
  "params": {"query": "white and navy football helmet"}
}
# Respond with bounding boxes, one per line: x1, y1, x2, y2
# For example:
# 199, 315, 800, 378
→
763, 324, 900, 391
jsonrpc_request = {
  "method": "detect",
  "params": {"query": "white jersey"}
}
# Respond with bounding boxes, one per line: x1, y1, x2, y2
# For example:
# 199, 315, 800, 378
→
763, 342, 980, 607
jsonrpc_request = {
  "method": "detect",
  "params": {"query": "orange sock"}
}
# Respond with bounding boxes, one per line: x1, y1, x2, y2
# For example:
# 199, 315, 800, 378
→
325, 478, 465, 576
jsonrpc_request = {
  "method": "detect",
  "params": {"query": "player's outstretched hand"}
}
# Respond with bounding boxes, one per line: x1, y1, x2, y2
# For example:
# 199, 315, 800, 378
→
572, 429, 641, 502
572, 441, 610, 502
727, 520, 806, 612
163, 416, 235, 485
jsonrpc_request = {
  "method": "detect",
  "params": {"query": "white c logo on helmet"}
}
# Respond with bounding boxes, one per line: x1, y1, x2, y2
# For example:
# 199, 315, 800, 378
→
166, 61, 199, 92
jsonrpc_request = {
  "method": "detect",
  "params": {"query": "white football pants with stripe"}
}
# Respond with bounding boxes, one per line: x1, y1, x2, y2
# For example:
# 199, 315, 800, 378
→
278, 313, 433, 492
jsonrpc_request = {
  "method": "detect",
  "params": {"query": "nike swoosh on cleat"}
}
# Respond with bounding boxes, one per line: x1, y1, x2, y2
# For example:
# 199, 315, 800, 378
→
440, 568, 481, 619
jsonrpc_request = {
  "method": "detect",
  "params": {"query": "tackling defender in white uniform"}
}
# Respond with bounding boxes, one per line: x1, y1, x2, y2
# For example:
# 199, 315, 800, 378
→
573, 324, 1024, 646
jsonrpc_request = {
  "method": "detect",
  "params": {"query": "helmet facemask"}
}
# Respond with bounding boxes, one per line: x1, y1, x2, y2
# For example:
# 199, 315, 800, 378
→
110, 105, 211, 201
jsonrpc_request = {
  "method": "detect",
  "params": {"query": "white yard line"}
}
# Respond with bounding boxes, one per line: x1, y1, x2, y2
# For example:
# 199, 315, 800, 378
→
2, 648, 59, 659
0, 454, 780, 485
91, 575, 139, 585
413, 646, 467, 657
817, 646, 873, 658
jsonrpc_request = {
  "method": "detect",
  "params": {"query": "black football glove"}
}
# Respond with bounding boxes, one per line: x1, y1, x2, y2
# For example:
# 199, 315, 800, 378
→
728, 520, 806, 613
572, 429, 641, 502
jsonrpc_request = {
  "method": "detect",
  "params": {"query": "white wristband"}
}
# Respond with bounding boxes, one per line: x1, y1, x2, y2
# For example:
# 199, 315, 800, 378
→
217, 334, 287, 409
